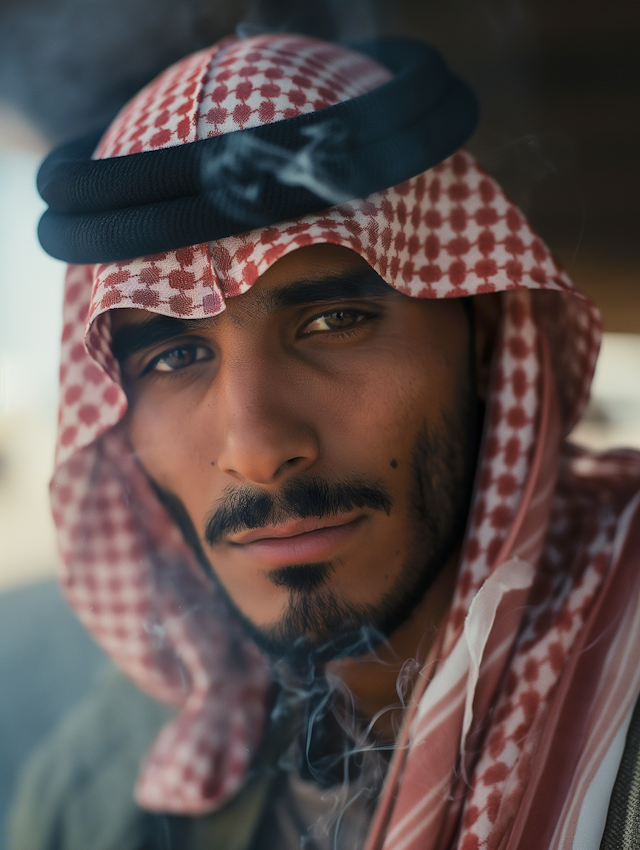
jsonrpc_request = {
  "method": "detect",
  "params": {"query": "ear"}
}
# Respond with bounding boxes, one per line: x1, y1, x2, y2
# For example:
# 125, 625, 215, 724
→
471, 293, 502, 402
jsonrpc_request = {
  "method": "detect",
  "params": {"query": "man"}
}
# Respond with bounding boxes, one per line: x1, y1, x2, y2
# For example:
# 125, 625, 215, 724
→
9, 31, 640, 850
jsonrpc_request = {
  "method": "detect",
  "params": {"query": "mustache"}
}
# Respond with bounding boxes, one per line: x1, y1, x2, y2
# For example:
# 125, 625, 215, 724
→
204, 477, 393, 547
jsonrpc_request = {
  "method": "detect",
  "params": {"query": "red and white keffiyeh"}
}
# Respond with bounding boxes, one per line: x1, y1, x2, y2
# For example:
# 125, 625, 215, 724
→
51, 32, 640, 850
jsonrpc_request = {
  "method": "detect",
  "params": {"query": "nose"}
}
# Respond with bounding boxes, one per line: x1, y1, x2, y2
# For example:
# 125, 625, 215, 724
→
213, 358, 320, 486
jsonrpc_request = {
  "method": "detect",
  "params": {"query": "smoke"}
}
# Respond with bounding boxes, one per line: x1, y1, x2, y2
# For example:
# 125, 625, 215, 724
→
477, 131, 579, 215
267, 643, 403, 849
196, 0, 401, 227
237, 0, 388, 43
200, 122, 353, 223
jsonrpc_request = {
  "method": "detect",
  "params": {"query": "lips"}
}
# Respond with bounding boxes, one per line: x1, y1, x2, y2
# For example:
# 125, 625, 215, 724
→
225, 514, 366, 567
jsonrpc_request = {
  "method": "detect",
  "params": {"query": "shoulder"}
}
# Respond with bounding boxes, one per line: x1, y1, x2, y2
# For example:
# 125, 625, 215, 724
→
7, 668, 292, 850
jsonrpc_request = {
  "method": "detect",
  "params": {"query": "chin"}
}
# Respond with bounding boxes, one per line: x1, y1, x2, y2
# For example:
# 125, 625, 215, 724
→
254, 618, 390, 667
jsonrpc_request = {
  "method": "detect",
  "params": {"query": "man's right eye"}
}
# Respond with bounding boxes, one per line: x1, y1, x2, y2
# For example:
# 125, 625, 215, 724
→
144, 344, 212, 374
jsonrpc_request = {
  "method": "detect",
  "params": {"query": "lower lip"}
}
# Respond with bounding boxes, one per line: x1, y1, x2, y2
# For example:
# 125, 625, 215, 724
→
231, 518, 365, 567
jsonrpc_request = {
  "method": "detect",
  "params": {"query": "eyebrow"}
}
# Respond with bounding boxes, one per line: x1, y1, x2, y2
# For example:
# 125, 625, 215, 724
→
268, 268, 395, 309
111, 267, 395, 363
111, 315, 211, 363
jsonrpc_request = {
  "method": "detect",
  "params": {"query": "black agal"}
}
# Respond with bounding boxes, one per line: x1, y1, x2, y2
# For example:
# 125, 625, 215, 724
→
37, 39, 478, 264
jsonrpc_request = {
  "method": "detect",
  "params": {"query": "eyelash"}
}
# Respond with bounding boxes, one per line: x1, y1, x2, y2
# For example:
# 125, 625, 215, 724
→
301, 308, 377, 338
142, 344, 211, 376
139, 309, 378, 376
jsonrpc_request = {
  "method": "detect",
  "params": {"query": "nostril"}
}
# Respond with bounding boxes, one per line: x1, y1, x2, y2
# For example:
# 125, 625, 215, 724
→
279, 456, 306, 473
216, 420, 320, 485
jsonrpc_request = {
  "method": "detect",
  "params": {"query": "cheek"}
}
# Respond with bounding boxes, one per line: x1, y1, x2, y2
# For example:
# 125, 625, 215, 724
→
125, 400, 214, 520
326, 340, 468, 463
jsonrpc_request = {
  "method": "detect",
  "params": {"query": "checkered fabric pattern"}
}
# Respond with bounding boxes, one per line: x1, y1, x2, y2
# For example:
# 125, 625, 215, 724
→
50, 32, 640, 850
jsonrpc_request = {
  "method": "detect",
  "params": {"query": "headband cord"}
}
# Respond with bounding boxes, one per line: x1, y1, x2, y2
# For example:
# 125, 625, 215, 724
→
37, 38, 479, 264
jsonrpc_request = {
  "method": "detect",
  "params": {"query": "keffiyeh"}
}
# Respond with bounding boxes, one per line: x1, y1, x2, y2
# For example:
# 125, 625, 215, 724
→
48, 32, 640, 850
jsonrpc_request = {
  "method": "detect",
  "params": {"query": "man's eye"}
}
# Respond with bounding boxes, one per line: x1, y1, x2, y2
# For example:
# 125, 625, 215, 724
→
304, 310, 367, 334
146, 345, 211, 373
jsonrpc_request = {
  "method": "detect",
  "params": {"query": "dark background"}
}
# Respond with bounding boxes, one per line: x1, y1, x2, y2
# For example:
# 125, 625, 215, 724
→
0, 0, 638, 329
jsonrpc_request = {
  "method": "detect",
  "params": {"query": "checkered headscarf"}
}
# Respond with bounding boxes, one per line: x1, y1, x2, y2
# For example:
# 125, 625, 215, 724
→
52, 34, 635, 850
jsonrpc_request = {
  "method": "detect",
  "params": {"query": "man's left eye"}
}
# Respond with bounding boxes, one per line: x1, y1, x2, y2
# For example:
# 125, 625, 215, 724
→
304, 310, 366, 334
147, 344, 211, 373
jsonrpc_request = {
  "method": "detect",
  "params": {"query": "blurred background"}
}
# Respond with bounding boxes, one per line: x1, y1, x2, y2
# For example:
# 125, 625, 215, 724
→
0, 0, 638, 841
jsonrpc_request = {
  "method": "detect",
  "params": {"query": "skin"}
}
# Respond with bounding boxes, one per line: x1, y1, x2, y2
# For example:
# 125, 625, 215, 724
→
112, 243, 499, 738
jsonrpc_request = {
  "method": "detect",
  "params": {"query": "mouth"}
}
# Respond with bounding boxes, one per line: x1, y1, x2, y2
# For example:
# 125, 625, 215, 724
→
225, 515, 366, 567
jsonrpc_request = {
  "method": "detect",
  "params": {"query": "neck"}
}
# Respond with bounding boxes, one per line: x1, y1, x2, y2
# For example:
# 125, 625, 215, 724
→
325, 549, 460, 744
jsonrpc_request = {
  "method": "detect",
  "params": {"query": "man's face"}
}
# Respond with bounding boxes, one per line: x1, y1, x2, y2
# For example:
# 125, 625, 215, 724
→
112, 244, 480, 661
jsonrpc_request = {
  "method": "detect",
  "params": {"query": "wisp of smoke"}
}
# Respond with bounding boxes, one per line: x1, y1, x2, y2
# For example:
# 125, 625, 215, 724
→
269, 634, 408, 850
199, 122, 353, 226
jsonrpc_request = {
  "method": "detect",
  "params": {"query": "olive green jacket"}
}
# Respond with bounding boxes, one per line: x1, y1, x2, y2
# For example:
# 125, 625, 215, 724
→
6, 665, 289, 850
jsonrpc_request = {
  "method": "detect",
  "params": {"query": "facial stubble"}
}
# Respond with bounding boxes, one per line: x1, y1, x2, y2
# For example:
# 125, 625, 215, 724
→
243, 409, 477, 664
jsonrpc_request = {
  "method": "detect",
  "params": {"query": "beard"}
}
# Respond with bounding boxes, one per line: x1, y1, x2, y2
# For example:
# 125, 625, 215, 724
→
232, 419, 475, 665
154, 379, 480, 667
